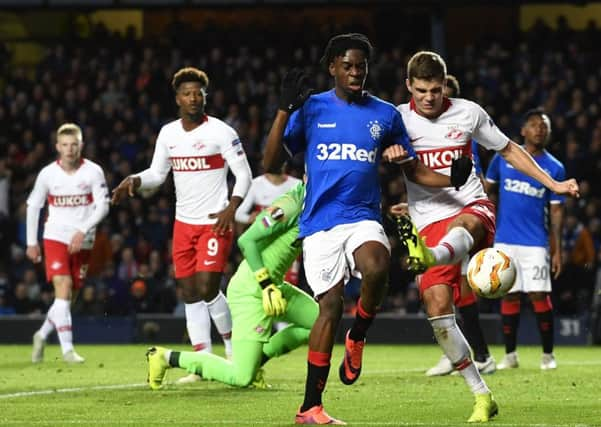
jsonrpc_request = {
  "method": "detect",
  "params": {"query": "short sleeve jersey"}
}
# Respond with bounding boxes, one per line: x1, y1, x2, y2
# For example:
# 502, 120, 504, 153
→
26, 159, 109, 249
486, 149, 565, 247
143, 116, 250, 225
284, 89, 415, 238
398, 97, 509, 230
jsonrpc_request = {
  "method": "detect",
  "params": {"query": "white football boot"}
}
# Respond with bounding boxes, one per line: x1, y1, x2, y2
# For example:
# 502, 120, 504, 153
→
497, 351, 519, 370
474, 356, 497, 374
63, 350, 85, 363
540, 353, 557, 370
32, 331, 45, 363
426, 355, 454, 376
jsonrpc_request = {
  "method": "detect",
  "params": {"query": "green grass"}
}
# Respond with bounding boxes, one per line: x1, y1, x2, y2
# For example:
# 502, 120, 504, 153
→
0, 344, 600, 426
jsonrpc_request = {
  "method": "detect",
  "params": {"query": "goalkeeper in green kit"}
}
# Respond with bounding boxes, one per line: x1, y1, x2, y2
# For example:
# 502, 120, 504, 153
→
146, 183, 318, 389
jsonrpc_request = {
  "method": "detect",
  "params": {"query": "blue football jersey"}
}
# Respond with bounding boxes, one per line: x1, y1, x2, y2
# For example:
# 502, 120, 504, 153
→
284, 89, 415, 238
486, 149, 565, 247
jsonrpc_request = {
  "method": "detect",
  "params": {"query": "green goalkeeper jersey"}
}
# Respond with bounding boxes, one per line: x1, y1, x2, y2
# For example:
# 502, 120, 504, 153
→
237, 183, 305, 285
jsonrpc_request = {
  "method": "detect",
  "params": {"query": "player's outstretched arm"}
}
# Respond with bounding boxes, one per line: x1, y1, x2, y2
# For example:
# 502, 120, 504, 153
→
499, 141, 579, 197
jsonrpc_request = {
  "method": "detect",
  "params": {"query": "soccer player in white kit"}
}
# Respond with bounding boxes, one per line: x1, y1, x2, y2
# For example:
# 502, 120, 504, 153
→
486, 109, 565, 371
112, 68, 252, 383
27, 123, 110, 363
384, 52, 579, 423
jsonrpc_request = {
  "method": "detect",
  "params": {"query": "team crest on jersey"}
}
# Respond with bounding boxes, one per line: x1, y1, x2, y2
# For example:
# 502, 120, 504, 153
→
193, 142, 205, 151
367, 120, 382, 141
445, 127, 464, 140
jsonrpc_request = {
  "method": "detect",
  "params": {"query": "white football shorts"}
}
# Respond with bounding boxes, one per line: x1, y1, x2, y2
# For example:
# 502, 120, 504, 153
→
493, 243, 551, 293
302, 220, 391, 297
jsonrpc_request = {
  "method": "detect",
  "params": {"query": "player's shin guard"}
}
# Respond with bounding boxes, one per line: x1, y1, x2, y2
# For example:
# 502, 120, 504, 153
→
185, 301, 212, 353
429, 314, 489, 395
500, 300, 521, 354
533, 296, 554, 354
348, 298, 374, 342
301, 351, 331, 412
206, 292, 233, 356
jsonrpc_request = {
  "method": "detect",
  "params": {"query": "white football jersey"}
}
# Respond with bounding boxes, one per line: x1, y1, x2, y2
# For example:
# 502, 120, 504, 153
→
235, 174, 302, 223
27, 159, 109, 249
398, 98, 509, 230
138, 116, 250, 225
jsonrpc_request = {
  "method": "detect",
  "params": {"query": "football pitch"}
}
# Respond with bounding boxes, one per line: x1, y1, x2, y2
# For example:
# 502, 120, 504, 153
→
1, 344, 599, 426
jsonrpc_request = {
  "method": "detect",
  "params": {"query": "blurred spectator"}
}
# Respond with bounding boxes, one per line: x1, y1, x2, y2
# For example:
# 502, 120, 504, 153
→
129, 279, 153, 314
88, 224, 113, 279
117, 247, 138, 282
73, 286, 106, 316
0, 288, 16, 315
12, 282, 38, 314
555, 214, 596, 313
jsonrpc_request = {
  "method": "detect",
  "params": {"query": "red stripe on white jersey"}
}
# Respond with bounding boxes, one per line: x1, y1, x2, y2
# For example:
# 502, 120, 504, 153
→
47, 193, 93, 207
170, 154, 225, 172
416, 145, 471, 170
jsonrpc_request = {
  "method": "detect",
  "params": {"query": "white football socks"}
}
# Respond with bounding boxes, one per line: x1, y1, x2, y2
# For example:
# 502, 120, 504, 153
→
431, 227, 474, 265
206, 292, 233, 357
429, 314, 490, 395
38, 305, 56, 340
185, 301, 212, 352
52, 298, 74, 355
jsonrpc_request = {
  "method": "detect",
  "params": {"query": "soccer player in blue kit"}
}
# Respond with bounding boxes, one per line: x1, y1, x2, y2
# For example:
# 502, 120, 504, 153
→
486, 109, 565, 370
263, 33, 472, 425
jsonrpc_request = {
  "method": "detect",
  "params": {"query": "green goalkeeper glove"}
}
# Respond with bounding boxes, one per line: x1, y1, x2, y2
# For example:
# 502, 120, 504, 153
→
255, 268, 287, 317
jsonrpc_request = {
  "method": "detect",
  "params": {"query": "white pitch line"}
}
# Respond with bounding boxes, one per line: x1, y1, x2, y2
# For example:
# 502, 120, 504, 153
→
0, 382, 147, 399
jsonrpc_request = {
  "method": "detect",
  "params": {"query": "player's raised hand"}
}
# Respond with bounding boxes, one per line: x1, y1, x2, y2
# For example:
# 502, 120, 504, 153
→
209, 204, 235, 236
552, 178, 580, 198
26, 245, 42, 264
68, 231, 85, 254
382, 144, 410, 163
111, 176, 140, 204
278, 69, 314, 113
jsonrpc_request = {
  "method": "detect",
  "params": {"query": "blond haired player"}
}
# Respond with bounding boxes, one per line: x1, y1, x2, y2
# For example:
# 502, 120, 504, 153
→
112, 67, 252, 383
27, 123, 110, 363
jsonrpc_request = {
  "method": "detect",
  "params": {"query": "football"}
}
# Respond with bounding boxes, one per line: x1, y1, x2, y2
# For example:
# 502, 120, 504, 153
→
467, 248, 517, 299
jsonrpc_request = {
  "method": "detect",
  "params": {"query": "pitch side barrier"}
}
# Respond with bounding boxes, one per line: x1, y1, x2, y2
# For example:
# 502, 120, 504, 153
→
0, 312, 594, 345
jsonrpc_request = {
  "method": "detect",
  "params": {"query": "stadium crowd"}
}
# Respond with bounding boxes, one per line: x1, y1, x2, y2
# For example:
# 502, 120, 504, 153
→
0, 17, 599, 317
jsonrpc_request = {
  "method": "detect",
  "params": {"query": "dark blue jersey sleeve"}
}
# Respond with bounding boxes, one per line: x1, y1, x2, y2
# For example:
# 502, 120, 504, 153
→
388, 109, 415, 158
283, 107, 306, 156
